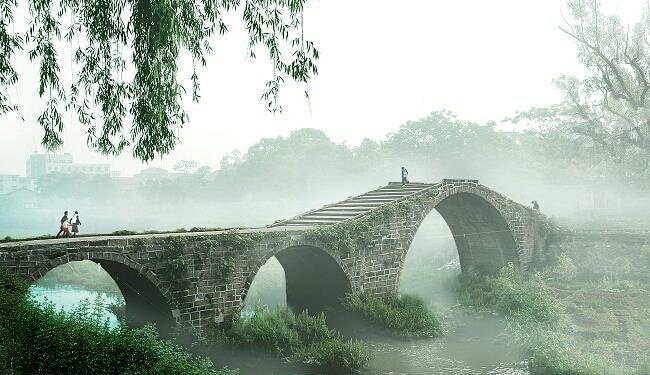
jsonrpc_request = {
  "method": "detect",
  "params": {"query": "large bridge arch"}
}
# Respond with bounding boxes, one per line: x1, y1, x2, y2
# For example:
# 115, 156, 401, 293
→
30, 252, 175, 334
402, 182, 534, 275
242, 239, 352, 315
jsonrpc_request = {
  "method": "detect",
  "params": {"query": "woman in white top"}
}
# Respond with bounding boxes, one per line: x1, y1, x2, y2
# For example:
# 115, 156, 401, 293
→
71, 211, 81, 237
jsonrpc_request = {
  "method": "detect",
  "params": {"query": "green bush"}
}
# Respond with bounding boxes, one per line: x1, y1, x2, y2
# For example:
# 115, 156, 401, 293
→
225, 308, 302, 354
0, 268, 235, 375
341, 293, 442, 337
293, 337, 369, 375
215, 308, 369, 374
112, 229, 138, 236
456, 265, 562, 326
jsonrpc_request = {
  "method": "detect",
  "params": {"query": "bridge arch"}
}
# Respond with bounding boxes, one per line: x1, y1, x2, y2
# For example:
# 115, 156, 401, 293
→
30, 252, 175, 334
242, 239, 352, 314
402, 183, 532, 274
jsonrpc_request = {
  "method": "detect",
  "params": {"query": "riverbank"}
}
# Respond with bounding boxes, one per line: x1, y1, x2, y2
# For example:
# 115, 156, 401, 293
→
455, 230, 650, 375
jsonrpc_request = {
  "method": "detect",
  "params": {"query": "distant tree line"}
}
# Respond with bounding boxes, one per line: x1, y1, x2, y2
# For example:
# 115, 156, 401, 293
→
11, 108, 645, 213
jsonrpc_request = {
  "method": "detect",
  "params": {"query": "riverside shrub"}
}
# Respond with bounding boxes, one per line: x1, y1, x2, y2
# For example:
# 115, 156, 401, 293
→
0, 268, 235, 375
214, 308, 369, 374
342, 293, 443, 337
455, 265, 562, 325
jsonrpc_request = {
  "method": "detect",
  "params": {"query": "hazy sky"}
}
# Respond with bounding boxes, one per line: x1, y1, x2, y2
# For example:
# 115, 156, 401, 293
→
0, 0, 644, 176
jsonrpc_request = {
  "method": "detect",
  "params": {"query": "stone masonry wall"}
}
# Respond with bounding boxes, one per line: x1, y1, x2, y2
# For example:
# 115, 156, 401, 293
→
0, 179, 542, 331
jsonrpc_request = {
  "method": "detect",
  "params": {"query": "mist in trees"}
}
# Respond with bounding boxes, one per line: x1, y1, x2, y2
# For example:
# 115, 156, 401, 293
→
2, 106, 648, 238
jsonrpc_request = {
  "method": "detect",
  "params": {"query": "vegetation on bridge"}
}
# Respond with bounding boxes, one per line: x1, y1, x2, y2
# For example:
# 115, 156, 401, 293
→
156, 230, 264, 293
0, 268, 235, 375
305, 188, 440, 257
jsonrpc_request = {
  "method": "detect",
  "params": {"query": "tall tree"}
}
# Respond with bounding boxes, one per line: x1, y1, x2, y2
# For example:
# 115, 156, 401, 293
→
515, 0, 650, 163
0, 0, 318, 161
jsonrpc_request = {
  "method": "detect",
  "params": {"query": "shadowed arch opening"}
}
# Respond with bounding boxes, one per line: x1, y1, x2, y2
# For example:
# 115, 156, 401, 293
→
31, 257, 174, 335
94, 259, 175, 335
244, 245, 351, 315
432, 192, 519, 274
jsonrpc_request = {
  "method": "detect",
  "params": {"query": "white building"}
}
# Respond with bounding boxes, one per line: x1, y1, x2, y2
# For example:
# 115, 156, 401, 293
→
26, 153, 112, 179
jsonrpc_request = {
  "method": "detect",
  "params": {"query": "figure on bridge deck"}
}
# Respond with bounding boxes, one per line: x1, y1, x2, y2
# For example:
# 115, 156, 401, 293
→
531, 200, 540, 211
401, 166, 409, 185
71, 211, 82, 237
55, 211, 69, 238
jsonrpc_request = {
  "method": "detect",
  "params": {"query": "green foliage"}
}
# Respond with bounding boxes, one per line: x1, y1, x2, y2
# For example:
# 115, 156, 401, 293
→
0, 268, 235, 375
292, 336, 369, 375
159, 236, 189, 290
531, 216, 572, 271
214, 308, 369, 374
456, 265, 563, 326
217, 231, 262, 252
131, 238, 145, 252
305, 220, 373, 257
196, 232, 261, 282
112, 229, 138, 236
0, 0, 318, 161
342, 293, 442, 337
212, 252, 236, 283
305, 188, 433, 258
190, 227, 223, 232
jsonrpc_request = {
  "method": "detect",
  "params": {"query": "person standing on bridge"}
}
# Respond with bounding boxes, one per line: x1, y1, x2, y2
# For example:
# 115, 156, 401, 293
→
71, 211, 81, 237
55, 211, 69, 238
401, 167, 409, 185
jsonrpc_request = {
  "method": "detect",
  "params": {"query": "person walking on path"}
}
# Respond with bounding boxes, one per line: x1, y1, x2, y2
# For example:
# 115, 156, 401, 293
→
401, 167, 409, 185
55, 211, 69, 238
71, 211, 81, 237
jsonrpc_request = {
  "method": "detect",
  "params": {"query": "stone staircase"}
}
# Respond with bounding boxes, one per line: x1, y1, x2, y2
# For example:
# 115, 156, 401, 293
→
275, 182, 437, 227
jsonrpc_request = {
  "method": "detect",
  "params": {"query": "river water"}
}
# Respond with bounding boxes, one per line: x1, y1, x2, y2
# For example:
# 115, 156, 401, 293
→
29, 286, 123, 328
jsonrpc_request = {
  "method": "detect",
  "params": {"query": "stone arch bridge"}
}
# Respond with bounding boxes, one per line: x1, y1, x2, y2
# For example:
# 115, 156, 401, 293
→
0, 179, 548, 332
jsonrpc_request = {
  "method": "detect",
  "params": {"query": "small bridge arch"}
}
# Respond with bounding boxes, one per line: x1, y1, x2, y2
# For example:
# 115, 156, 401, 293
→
29, 251, 176, 334
242, 238, 352, 314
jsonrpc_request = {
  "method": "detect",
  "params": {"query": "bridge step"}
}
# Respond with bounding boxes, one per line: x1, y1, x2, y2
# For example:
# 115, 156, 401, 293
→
301, 212, 361, 218
348, 198, 397, 203
289, 219, 342, 225
334, 203, 385, 208
318, 207, 369, 212
274, 182, 437, 227
362, 191, 415, 197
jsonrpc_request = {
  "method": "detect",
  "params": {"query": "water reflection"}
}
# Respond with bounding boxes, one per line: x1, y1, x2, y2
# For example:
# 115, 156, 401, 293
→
29, 285, 123, 328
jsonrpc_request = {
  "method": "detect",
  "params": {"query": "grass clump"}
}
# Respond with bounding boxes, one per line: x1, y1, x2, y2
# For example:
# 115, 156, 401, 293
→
0, 268, 235, 375
456, 265, 563, 326
112, 229, 139, 236
214, 308, 369, 374
342, 293, 442, 337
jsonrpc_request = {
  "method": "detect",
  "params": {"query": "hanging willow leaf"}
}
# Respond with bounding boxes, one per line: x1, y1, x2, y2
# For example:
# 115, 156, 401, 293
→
0, 0, 318, 162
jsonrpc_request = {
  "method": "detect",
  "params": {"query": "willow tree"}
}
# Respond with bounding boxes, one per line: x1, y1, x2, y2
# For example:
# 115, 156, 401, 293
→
514, 0, 650, 162
0, 0, 318, 161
